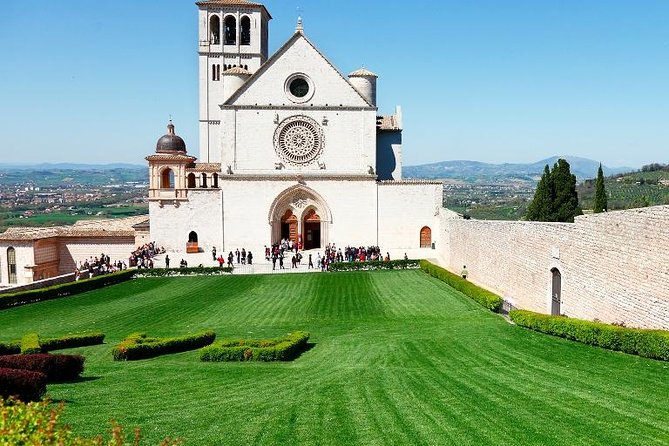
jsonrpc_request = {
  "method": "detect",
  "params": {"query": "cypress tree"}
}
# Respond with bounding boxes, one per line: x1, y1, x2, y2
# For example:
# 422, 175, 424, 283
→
525, 164, 553, 221
593, 163, 608, 213
526, 159, 582, 222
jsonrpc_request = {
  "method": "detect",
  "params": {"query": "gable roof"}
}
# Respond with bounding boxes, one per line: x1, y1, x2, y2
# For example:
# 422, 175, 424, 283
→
223, 31, 375, 108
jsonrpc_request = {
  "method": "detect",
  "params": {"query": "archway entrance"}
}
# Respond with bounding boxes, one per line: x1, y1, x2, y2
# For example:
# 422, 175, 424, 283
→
303, 209, 321, 250
187, 231, 199, 253
551, 268, 561, 315
420, 226, 432, 248
281, 210, 298, 245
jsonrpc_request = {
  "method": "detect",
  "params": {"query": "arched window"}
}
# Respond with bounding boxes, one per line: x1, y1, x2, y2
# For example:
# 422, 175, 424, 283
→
7, 247, 17, 284
209, 15, 220, 44
224, 16, 236, 45
212, 64, 216, 81
217, 64, 221, 80
187, 173, 196, 188
201, 173, 208, 188
188, 231, 198, 243
212, 64, 221, 81
212, 173, 219, 188
160, 168, 175, 189
240, 16, 251, 45
419, 226, 432, 248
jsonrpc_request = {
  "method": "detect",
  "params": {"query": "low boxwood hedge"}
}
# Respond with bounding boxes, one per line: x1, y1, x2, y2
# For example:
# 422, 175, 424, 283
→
510, 310, 669, 361
329, 259, 420, 272
419, 260, 503, 312
135, 266, 233, 277
0, 368, 47, 402
0, 354, 84, 383
112, 330, 216, 361
200, 331, 310, 362
20, 334, 42, 355
0, 269, 135, 310
40, 332, 105, 352
0, 341, 21, 356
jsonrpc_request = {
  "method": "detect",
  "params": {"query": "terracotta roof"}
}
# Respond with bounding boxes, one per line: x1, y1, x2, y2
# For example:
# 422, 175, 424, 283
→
187, 163, 222, 172
223, 66, 251, 75
349, 68, 378, 78
0, 216, 147, 241
146, 154, 197, 162
195, 0, 272, 19
376, 115, 400, 131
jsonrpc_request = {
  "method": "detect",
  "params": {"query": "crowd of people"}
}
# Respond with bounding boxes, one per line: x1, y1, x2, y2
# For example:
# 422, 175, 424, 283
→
129, 242, 164, 268
74, 253, 128, 280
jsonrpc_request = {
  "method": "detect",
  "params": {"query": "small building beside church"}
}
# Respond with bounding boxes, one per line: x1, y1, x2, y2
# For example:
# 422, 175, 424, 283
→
147, 0, 442, 257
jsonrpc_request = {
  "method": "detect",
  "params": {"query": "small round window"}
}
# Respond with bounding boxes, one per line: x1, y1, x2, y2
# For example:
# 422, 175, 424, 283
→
289, 78, 309, 98
285, 74, 314, 103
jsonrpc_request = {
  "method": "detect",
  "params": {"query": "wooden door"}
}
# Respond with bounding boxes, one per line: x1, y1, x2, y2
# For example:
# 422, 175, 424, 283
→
420, 226, 432, 248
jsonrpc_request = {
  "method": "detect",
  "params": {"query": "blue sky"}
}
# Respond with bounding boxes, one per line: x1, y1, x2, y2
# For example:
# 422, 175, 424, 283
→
1, 0, 667, 168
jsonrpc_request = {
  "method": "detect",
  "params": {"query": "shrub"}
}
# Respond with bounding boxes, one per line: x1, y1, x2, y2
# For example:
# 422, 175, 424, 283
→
136, 266, 233, 277
0, 341, 21, 356
509, 309, 669, 361
112, 331, 216, 361
0, 269, 135, 310
419, 260, 503, 312
200, 331, 310, 362
0, 368, 47, 402
329, 259, 420, 272
21, 333, 42, 355
40, 332, 105, 352
0, 354, 85, 383
0, 397, 183, 445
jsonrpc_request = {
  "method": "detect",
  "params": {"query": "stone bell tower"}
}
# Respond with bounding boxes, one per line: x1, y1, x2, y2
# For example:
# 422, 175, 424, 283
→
196, 0, 272, 163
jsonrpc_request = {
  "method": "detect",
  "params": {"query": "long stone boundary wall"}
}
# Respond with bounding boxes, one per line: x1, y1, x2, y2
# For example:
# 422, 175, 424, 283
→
437, 205, 669, 330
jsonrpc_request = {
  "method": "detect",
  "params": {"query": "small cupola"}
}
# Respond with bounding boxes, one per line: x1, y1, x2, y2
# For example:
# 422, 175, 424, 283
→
222, 66, 252, 103
348, 68, 378, 107
156, 120, 187, 154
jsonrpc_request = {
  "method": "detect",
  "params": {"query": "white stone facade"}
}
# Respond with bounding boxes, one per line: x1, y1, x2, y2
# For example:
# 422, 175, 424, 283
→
148, 0, 442, 258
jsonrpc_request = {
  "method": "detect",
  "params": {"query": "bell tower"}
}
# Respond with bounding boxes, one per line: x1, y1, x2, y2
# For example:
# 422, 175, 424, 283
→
196, 0, 272, 162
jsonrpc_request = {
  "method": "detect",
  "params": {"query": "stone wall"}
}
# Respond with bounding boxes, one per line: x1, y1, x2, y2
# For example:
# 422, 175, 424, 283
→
437, 205, 669, 330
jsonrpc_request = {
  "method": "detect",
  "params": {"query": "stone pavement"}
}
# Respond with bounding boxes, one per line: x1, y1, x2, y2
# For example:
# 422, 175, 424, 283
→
151, 248, 444, 276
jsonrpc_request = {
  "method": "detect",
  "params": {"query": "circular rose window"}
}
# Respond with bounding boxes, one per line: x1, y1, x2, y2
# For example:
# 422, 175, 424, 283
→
274, 115, 324, 165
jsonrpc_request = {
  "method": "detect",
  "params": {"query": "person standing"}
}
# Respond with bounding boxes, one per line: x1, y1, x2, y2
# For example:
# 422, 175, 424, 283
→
247, 251, 253, 265
212, 247, 217, 261
236, 249, 240, 264
165, 255, 170, 269
461, 265, 468, 280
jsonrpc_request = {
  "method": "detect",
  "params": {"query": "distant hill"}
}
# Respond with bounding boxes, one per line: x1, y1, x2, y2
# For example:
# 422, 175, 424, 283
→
0, 163, 145, 171
403, 156, 633, 184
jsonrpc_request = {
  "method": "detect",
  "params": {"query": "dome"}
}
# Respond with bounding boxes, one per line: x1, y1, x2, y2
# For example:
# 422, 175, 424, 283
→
223, 66, 251, 75
348, 68, 378, 78
156, 120, 187, 154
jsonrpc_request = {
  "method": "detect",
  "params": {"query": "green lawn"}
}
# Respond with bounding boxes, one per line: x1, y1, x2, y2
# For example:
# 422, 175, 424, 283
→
1, 271, 667, 445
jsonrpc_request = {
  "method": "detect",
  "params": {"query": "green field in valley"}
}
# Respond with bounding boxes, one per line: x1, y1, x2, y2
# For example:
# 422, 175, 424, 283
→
0, 271, 667, 445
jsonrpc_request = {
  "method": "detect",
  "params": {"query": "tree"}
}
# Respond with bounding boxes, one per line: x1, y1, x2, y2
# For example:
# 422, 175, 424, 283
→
593, 163, 608, 213
525, 159, 582, 222
525, 165, 553, 221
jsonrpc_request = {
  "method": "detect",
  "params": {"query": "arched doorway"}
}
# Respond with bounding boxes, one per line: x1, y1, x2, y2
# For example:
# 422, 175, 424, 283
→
551, 268, 561, 315
420, 226, 432, 248
187, 231, 199, 253
303, 209, 321, 250
280, 210, 298, 245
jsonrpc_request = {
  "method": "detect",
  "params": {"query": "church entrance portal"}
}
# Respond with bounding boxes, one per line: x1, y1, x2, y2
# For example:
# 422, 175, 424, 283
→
303, 209, 321, 250
281, 210, 298, 245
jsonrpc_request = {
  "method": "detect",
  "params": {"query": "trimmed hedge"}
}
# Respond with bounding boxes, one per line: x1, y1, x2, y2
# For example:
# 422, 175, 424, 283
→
0, 368, 47, 402
40, 332, 105, 352
0, 354, 84, 383
20, 334, 42, 355
329, 259, 420, 272
136, 266, 233, 277
510, 310, 669, 361
0, 341, 21, 356
112, 330, 216, 361
200, 331, 310, 362
419, 260, 503, 312
0, 269, 135, 310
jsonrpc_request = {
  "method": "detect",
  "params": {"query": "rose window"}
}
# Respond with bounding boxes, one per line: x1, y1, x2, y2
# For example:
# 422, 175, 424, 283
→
274, 116, 324, 165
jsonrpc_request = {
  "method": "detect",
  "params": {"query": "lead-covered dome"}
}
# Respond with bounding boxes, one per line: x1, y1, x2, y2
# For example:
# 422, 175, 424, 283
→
156, 120, 187, 154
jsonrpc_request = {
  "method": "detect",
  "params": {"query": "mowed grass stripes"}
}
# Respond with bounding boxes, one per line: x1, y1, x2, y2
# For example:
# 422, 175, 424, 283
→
0, 270, 667, 445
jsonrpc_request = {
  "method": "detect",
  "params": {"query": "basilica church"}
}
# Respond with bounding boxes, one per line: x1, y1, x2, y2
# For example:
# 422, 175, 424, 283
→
147, 0, 442, 256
